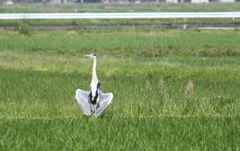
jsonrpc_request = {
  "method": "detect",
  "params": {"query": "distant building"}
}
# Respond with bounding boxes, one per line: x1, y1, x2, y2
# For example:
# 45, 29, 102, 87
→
218, 0, 234, 2
50, 0, 61, 3
6, 0, 14, 4
191, 0, 208, 3
166, 0, 178, 3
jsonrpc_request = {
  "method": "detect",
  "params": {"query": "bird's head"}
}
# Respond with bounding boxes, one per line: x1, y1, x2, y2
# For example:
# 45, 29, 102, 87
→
85, 53, 97, 59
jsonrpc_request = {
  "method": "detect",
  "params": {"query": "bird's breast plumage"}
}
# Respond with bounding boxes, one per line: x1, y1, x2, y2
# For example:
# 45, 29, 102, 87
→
89, 82, 101, 105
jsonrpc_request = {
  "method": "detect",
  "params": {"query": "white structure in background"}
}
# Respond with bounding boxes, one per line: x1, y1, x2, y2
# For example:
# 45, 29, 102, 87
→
191, 0, 208, 3
50, 0, 61, 3
1, 12, 240, 19
6, 0, 14, 5
218, 0, 235, 2
135, 0, 141, 3
166, 0, 235, 3
166, 0, 178, 3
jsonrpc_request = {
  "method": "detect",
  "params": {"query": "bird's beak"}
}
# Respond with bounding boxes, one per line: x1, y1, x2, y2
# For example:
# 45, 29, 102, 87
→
85, 55, 91, 57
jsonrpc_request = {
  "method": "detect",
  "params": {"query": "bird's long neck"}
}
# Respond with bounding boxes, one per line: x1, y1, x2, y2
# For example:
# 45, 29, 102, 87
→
92, 58, 98, 82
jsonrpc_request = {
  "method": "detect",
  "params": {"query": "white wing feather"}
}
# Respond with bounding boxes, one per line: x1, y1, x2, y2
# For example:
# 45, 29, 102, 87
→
95, 93, 113, 118
75, 89, 113, 117
75, 89, 91, 116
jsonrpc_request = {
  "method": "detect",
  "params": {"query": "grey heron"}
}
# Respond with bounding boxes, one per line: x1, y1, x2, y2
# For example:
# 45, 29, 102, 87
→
74, 53, 113, 118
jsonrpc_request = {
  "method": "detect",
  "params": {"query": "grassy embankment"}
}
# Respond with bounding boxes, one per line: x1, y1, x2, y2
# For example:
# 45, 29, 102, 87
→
0, 29, 239, 150
0, 3, 240, 26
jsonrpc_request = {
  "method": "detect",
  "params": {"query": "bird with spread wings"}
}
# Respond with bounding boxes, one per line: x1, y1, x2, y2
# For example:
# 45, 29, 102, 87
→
74, 54, 113, 118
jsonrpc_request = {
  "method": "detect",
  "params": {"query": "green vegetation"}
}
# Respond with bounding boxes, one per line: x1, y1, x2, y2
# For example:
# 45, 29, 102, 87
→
18, 21, 32, 35
0, 29, 240, 150
1, 28, 240, 58
2, 17, 240, 27
1, 117, 239, 150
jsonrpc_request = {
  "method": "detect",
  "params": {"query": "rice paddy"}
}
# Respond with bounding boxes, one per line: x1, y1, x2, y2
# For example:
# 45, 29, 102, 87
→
0, 28, 240, 150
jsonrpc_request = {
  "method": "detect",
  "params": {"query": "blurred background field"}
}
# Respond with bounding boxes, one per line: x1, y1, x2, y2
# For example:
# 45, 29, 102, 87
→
1, 29, 240, 58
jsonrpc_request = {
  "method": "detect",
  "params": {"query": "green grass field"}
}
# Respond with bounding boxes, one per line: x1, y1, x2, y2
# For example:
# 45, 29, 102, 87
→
0, 29, 240, 150
1, 28, 240, 58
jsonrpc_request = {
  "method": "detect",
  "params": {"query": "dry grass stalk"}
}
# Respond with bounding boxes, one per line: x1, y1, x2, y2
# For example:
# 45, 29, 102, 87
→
158, 78, 170, 100
185, 79, 194, 100
145, 78, 152, 91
